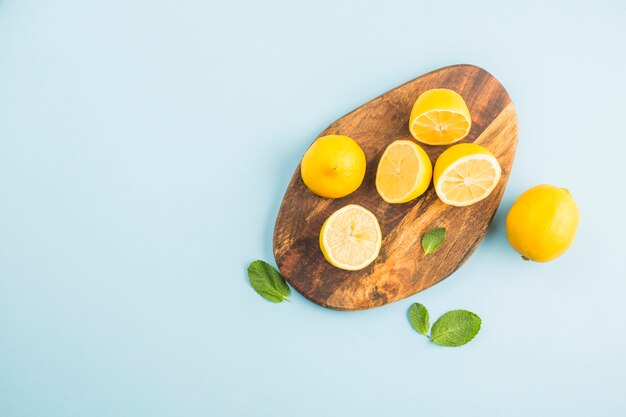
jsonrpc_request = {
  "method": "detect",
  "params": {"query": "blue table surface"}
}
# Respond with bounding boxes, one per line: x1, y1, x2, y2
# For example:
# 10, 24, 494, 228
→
1, 1, 625, 416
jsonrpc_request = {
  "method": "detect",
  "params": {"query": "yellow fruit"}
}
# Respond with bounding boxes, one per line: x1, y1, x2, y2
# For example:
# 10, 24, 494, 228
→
409, 88, 472, 145
375, 140, 432, 204
301, 135, 366, 198
319, 204, 381, 271
433, 143, 501, 207
506, 185, 580, 262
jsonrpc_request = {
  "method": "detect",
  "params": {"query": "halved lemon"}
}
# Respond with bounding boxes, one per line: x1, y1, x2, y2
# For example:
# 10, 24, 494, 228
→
409, 88, 471, 145
319, 204, 382, 271
376, 140, 432, 204
433, 143, 501, 207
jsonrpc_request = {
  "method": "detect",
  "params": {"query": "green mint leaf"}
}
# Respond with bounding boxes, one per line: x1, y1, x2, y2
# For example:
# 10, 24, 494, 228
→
408, 303, 430, 336
247, 260, 291, 303
422, 227, 446, 254
430, 310, 481, 347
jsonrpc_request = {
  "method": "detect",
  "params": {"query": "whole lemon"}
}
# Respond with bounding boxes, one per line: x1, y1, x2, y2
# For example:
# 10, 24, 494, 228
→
506, 185, 580, 262
301, 135, 366, 198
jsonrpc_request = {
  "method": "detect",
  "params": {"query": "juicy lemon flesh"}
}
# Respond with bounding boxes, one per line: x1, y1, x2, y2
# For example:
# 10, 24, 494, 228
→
409, 89, 471, 146
411, 111, 471, 145
320, 204, 381, 271
506, 185, 579, 262
376, 140, 432, 204
438, 157, 498, 203
301, 135, 366, 199
434, 143, 501, 207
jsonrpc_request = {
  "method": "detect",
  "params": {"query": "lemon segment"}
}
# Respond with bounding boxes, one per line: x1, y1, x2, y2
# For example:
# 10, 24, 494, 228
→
409, 89, 471, 146
433, 143, 501, 207
375, 140, 432, 204
301, 135, 366, 199
506, 185, 579, 262
319, 204, 382, 271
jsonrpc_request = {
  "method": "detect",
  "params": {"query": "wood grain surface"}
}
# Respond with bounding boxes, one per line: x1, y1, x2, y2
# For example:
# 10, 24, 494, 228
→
273, 64, 518, 310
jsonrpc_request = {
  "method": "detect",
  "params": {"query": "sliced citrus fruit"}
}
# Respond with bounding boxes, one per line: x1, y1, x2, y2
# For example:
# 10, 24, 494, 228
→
319, 204, 382, 271
433, 143, 501, 207
409, 88, 471, 145
375, 140, 432, 204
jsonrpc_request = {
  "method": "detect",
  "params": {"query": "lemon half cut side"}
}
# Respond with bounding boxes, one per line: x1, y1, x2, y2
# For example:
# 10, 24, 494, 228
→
409, 88, 472, 146
376, 140, 433, 204
434, 143, 501, 207
319, 204, 382, 271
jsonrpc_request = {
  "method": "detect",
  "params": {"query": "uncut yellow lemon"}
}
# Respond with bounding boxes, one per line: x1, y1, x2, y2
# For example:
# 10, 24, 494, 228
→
433, 143, 501, 207
409, 88, 471, 145
301, 135, 366, 198
376, 140, 432, 204
506, 185, 580, 262
320, 204, 381, 271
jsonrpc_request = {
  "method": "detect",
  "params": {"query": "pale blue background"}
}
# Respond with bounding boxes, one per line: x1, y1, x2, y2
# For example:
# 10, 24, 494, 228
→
1, 1, 625, 416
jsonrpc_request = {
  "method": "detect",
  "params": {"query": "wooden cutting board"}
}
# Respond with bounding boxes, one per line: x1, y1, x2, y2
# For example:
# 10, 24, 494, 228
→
273, 64, 518, 310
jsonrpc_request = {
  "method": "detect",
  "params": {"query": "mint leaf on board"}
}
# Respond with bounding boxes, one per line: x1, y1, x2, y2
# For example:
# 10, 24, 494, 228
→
430, 310, 481, 347
408, 303, 430, 336
422, 227, 446, 254
247, 260, 291, 303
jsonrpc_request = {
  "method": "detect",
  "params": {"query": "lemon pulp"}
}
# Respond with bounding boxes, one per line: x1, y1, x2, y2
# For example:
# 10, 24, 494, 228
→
409, 88, 471, 146
433, 143, 501, 207
376, 140, 432, 204
319, 204, 381, 271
